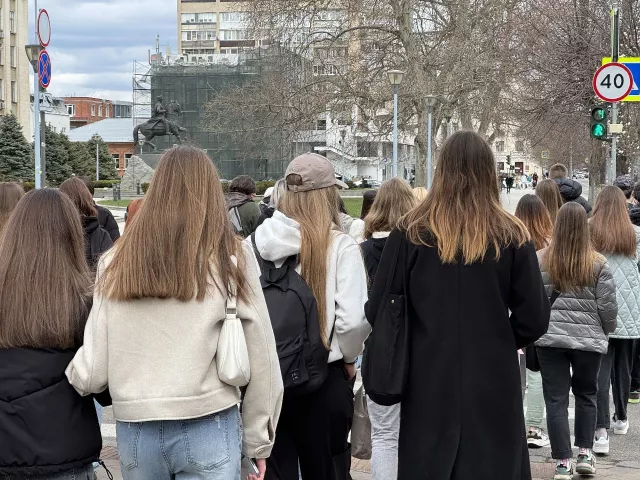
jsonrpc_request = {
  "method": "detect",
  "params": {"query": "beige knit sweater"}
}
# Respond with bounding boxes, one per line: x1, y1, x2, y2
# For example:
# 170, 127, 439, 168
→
66, 243, 283, 459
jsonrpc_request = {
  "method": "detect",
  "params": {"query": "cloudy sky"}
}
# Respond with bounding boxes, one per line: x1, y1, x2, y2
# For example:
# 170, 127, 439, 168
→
31, 0, 177, 101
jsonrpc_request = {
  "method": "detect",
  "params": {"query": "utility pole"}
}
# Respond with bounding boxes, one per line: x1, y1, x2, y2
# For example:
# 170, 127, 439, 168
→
609, 2, 620, 184
33, 0, 41, 188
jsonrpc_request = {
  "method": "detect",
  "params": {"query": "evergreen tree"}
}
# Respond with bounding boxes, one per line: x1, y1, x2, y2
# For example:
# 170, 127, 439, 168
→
0, 114, 34, 181
86, 136, 117, 180
43, 124, 73, 186
61, 134, 94, 178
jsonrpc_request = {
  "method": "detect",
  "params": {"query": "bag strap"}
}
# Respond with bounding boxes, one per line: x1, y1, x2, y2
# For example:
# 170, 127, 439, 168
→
549, 289, 561, 306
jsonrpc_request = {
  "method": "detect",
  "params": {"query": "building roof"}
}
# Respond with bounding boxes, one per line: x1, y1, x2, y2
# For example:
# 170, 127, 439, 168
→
67, 118, 134, 143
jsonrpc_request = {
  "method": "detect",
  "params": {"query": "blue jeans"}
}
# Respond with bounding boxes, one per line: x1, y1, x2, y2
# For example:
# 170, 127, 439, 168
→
116, 406, 241, 480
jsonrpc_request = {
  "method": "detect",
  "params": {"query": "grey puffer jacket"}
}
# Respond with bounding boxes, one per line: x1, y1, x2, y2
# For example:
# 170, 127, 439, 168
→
601, 226, 640, 339
535, 251, 618, 354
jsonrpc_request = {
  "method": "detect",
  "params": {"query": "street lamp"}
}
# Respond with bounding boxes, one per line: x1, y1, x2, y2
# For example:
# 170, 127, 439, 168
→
425, 95, 439, 189
92, 134, 100, 181
26, 44, 44, 188
387, 70, 404, 178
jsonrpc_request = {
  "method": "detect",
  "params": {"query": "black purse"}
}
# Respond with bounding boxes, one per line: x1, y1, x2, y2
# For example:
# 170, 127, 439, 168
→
525, 289, 560, 372
362, 235, 409, 406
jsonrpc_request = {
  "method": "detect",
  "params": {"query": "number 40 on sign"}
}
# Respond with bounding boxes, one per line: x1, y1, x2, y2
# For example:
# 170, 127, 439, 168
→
593, 62, 634, 102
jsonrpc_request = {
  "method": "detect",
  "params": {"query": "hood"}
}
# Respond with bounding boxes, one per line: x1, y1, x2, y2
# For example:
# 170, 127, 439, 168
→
364, 237, 388, 265
82, 216, 100, 235
340, 212, 354, 233
253, 211, 302, 263
227, 191, 253, 210
555, 178, 583, 201
630, 206, 640, 227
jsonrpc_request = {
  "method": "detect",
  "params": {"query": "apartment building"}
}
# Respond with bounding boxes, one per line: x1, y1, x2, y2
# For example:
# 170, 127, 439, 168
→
63, 97, 132, 129
0, 0, 30, 134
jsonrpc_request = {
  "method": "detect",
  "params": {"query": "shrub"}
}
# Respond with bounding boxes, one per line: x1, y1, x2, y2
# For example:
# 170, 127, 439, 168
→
221, 181, 230, 194
141, 182, 150, 194
90, 180, 121, 189
22, 182, 35, 192
345, 180, 357, 190
255, 180, 276, 196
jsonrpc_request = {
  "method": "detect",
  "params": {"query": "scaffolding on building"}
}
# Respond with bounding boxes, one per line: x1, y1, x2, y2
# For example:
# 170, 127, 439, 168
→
132, 60, 152, 132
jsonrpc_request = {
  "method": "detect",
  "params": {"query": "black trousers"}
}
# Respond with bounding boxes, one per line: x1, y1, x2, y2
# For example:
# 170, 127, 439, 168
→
631, 340, 640, 392
597, 338, 635, 428
537, 347, 602, 459
265, 363, 354, 480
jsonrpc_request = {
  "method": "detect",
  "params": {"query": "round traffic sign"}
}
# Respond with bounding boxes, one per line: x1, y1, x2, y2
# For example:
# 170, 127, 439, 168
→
593, 62, 633, 102
37, 9, 51, 47
38, 50, 51, 89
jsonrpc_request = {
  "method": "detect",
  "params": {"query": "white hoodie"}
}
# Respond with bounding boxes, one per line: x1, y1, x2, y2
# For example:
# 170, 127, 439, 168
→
249, 211, 371, 363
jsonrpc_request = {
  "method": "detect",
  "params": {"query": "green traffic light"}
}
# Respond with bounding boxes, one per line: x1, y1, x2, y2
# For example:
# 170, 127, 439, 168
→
592, 108, 606, 121
591, 124, 606, 138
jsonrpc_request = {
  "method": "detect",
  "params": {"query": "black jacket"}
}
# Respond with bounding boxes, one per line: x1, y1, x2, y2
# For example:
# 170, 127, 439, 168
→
0, 348, 102, 476
554, 178, 592, 214
83, 216, 113, 269
366, 230, 549, 479
95, 204, 120, 242
630, 206, 640, 227
257, 205, 275, 228
360, 236, 388, 293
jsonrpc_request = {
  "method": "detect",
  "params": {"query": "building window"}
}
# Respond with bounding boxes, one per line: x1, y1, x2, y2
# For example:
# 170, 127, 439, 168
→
9, 11, 15, 33
124, 153, 132, 169
66, 104, 75, 115
0, 45, 3, 65
10, 82, 17, 103
99, 105, 103, 117
220, 12, 247, 23
515, 140, 524, 152
91, 105, 96, 116
495, 141, 505, 152
112, 154, 120, 169
0, 80, 4, 101
10, 46, 15, 67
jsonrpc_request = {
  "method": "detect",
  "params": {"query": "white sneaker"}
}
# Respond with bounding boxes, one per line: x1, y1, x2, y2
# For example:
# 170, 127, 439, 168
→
593, 434, 610, 455
613, 419, 629, 435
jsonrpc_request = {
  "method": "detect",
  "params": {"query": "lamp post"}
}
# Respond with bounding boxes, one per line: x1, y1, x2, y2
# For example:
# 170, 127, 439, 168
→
92, 134, 100, 181
387, 70, 404, 178
425, 95, 439, 189
25, 44, 43, 188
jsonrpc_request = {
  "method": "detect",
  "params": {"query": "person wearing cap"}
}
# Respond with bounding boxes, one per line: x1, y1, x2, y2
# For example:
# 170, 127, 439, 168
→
250, 153, 370, 480
613, 175, 635, 212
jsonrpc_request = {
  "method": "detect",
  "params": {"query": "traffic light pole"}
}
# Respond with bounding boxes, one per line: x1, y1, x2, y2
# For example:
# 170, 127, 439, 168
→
610, 102, 618, 184
608, 2, 620, 184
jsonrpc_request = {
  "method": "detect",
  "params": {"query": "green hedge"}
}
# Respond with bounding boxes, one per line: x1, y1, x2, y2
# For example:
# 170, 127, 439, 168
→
141, 183, 150, 194
91, 180, 120, 189
255, 180, 276, 196
23, 182, 35, 192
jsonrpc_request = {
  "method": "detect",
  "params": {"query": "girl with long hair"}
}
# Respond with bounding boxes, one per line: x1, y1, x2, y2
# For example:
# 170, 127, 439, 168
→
0, 182, 23, 232
536, 178, 564, 223
59, 177, 113, 269
536, 202, 617, 479
348, 189, 377, 243
589, 186, 640, 454
0, 189, 103, 478
360, 177, 416, 480
67, 145, 283, 480
514, 194, 554, 450
251, 153, 370, 480
366, 131, 550, 479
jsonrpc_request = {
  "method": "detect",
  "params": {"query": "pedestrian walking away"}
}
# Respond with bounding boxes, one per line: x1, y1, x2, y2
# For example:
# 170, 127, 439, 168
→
535, 179, 563, 224
536, 202, 618, 479
66, 145, 284, 480
590, 186, 640, 453
85, 181, 121, 242
506, 175, 514, 193
227, 174, 262, 238
366, 131, 550, 480
549, 164, 592, 215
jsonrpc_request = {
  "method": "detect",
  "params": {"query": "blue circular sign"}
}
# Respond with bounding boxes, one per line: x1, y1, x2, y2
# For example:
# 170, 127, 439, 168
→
38, 50, 51, 88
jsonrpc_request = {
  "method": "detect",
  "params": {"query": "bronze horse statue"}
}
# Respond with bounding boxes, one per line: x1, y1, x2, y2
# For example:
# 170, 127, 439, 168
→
133, 101, 188, 150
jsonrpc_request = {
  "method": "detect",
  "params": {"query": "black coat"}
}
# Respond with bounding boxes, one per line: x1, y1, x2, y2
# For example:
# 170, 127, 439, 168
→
554, 178, 592, 214
95, 204, 121, 242
360, 236, 387, 293
366, 230, 550, 480
83, 216, 113, 269
0, 348, 102, 476
630, 205, 640, 227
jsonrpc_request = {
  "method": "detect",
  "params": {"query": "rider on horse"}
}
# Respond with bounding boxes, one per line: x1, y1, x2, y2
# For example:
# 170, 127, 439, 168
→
152, 96, 170, 132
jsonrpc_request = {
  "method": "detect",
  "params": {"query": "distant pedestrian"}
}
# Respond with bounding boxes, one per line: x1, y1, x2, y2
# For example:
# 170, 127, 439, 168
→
520, 173, 529, 189
0, 182, 23, 232
536, 202, 617, 478
412, 187, 427, 202
505, 175, 514, 193
549, 163, 592, 214
227, 174, 261, 238
532, 172, 539, 188
366, 131, 549, 480
257, 179, 287, 227
360, 178, 416, 480
536, 179, 564, 224
260, 186, 275, 215
67, 145, 283, 480
85, 181, 121, 242
251, 153, 370, 480
124, 198, 144, 229
60, 178, 113, 270
590, 186, 640, 454
0, 189, 105, 479
613, 175, 635, 212
515, 195, 554, 450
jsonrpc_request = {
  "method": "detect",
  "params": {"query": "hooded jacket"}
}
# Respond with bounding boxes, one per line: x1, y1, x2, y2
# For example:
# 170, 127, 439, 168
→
227, 192, 261, 238
249, 211, 371, 363
360, 233, 390, 292
629, 205, 640, 227
95, 204, 120, 242
82, 216, 113, 269
554, 178, 592, 214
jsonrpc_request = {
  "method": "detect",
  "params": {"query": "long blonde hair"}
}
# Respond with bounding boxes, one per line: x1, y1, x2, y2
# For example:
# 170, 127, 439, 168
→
535, 179, 563, 224
278, 175, 341, 348
0, 182, 24, 231
400, 131, 529, 263
590, 185, 636, 257
0, 189, 91, 349
542, 202, 603, 292
101, 145, 248, 302
365, 178, 416, 239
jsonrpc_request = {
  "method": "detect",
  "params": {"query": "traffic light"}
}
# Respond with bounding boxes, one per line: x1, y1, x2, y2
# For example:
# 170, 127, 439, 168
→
590, 106, 608, 139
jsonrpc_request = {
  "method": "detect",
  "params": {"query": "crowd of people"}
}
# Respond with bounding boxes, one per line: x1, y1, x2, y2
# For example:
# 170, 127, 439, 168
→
0, 131, 637, 480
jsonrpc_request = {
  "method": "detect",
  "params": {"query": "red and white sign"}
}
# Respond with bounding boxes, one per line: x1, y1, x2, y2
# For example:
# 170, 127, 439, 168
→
37, 9, 51, 47
593, 62, 634, 102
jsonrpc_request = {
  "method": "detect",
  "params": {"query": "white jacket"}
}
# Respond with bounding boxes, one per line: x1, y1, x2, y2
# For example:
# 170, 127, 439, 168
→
250, 211, 371, 363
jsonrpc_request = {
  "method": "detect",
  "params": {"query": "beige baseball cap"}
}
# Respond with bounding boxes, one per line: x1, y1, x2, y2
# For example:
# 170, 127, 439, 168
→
285, 153, 349, 192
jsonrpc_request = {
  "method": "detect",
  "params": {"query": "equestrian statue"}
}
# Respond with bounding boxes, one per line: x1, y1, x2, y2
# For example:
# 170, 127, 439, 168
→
133, 96, 188, 150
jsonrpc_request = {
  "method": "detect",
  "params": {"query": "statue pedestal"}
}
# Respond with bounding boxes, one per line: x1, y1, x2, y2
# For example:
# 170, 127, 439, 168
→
120, 156, 155, 192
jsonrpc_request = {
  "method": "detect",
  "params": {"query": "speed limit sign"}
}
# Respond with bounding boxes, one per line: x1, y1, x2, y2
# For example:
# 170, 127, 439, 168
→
593, 62, 634, 102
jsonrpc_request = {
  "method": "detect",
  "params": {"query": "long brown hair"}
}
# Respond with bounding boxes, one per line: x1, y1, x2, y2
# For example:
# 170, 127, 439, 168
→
0, 182, 24, 231
365, 178, 416, 238
515, 194, 553, 251
590, 185, 636, 257
59, 177, 97, 217
400, 131, 529, 263
278, 176, 341, 348
100, 145, 248, 302
541, 202, 603, 292
535, 179, 563, 223
0, 189, 91, 349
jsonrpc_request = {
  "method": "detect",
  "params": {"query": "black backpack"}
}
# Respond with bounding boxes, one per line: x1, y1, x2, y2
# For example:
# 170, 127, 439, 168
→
251, 234, 331, 395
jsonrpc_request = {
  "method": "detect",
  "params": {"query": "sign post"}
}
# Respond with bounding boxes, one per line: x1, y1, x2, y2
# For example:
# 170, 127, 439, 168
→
34, 8, 50, 188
